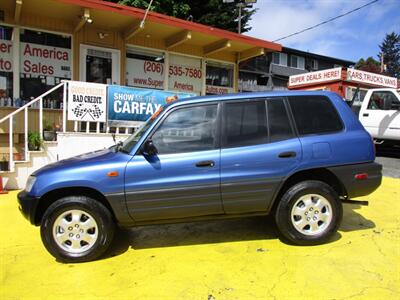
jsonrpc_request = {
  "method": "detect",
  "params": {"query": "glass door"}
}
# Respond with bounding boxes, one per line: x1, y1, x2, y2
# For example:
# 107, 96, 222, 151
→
80, 44, 120, 85
79, 45, 120, 132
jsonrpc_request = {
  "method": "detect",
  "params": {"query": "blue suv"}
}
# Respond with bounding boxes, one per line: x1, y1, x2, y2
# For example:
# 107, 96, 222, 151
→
18, 91, 382, 262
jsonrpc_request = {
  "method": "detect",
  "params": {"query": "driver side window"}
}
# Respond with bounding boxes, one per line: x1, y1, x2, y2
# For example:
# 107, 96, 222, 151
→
368, 91, 398, 110
151, 104, 218, 154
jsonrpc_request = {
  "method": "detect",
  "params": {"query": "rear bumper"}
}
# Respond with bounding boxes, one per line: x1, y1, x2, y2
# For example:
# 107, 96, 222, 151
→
17, 191, 40, 225
328, 162, 382, 198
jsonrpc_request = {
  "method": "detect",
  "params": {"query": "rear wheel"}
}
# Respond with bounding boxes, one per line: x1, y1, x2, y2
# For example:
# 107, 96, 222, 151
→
40, 196, 115, 263
275, 180, 342, 245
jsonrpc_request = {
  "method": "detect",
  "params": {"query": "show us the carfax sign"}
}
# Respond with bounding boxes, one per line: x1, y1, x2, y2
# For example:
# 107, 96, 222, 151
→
107, 85, 195, 126
67, 81, 107, 122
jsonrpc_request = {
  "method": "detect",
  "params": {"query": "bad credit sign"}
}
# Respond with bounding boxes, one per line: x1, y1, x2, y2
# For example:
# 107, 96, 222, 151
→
68, 81, 107, 122
289, 67, 342, 87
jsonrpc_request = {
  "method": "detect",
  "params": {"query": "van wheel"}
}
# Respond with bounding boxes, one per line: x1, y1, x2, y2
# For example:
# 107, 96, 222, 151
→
40, 196, 115, 263
275, 180, 342, 245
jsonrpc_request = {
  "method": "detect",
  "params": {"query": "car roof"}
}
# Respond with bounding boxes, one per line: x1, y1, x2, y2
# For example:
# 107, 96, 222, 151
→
173, 90, 338, 107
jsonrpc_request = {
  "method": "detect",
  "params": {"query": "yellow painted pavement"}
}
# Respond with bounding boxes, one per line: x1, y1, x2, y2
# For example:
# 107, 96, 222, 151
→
1, 177, 399, 299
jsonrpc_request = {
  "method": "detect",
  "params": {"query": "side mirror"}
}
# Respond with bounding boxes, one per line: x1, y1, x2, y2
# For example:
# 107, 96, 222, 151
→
392, 101, 400, 110
141, 140, 158, 156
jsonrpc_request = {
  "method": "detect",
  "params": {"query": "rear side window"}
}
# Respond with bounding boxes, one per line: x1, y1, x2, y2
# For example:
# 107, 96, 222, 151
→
267, 98, 294, 142
288, 96, 343, 135
223, 100, 268, 148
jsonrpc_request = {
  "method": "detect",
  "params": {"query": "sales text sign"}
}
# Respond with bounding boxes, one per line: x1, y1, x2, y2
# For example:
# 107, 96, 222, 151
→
67, 81, 107, 122
346, 69, 398, 88
288, 67, 342, 87
20, 42, 72, 78
107, 85, 194, 126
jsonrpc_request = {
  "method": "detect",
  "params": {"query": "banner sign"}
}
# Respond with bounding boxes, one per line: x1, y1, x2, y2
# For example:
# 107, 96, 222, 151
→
288, 67, 342, 87
126, 58, 164, 89
67, 81, 107, 122
0, 40, 13, 72
20, 42, 72, 78
168, 54, 202, 95
107, 85, 195, 126
346, 69, 398, 89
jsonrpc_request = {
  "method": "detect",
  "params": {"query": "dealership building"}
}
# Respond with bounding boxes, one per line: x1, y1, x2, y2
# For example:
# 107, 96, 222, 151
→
0, 0, 281, 102
0, 0, 285, 188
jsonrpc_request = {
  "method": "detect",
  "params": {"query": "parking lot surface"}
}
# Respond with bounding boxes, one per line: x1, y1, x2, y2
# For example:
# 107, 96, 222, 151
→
1, 177, 399, 300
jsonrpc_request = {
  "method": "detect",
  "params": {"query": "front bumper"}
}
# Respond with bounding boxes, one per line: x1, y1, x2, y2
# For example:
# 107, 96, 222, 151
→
17, 191, 40, 225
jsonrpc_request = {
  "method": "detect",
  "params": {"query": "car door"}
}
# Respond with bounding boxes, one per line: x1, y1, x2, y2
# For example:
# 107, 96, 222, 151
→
360, 90, 400, 140
220, 98, 302, 214
124, 103, 223, 221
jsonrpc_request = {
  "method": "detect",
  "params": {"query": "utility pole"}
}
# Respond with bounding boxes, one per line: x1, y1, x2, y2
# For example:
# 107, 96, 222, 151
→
237, 2, 245, 34
222, 0, 257, 34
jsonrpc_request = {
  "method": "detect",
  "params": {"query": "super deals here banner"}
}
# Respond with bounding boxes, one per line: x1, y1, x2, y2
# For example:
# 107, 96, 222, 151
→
107, 85, 195, 126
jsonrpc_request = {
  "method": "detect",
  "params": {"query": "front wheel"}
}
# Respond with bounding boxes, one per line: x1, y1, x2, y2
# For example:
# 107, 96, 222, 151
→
40, 196, 115, 263
275, 180, 343, 245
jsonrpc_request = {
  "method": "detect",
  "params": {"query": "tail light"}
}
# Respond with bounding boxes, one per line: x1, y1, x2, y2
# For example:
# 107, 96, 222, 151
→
355, 173, 368, 180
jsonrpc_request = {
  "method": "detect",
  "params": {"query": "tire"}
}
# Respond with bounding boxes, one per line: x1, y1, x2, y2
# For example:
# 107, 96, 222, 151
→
40, 196, 115, 263
274, 180, 342, 245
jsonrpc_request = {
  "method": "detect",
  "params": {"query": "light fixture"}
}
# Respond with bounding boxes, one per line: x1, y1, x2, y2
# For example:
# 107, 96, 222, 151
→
98, 32, 109, 39
155, 55, 164, 62
82, 8, 93, 24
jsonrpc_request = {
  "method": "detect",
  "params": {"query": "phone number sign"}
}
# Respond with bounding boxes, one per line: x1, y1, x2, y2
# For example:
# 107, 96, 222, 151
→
168, 54, 202, 95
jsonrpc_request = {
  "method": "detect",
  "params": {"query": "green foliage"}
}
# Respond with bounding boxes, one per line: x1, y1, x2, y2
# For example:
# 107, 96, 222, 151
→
106, 0, 256, 33
355, 56, 381, 74
28, 132, 43, 151
378, 32, 400, 78
43, 119, 53, 131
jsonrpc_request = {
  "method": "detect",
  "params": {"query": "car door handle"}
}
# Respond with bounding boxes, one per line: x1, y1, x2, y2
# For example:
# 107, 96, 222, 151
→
195, 160, 215, 167
278, 151, 296, 158
363, 113, 369, 117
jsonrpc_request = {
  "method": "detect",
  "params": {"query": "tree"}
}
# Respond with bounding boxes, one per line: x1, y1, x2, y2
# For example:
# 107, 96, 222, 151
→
378, 32, 400, 78
106, 0, 256, 33
355, 57, 381, 74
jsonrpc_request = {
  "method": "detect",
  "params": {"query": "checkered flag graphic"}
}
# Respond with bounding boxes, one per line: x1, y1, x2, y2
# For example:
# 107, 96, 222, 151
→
72, 104, 104, 120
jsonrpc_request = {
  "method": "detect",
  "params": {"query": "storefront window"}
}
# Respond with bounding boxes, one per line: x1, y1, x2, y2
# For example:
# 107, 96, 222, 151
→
20, 29, 71, 109
126, 48, 164, 90
206, 61, 234, 95
345, 86, 367, 104
0, 25, 13, 106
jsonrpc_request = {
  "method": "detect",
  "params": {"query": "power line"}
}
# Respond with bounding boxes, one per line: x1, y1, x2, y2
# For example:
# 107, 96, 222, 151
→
272, 0, 379, 42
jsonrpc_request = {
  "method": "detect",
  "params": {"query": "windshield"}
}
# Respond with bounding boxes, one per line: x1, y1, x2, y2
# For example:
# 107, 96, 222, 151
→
120, 108, 162, 153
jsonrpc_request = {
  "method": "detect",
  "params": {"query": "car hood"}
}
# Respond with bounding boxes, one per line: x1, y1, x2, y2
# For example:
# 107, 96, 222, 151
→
32, 148, 130, 176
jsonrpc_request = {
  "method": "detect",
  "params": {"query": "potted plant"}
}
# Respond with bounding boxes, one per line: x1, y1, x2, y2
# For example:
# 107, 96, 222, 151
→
43, 119, 56, 141
0, 155, 9, 171
13, 152, 23, 161
28, 132, 42, 151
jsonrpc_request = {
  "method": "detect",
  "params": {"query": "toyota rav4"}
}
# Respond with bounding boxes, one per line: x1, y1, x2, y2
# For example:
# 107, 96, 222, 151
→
18, 91, 382, 262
